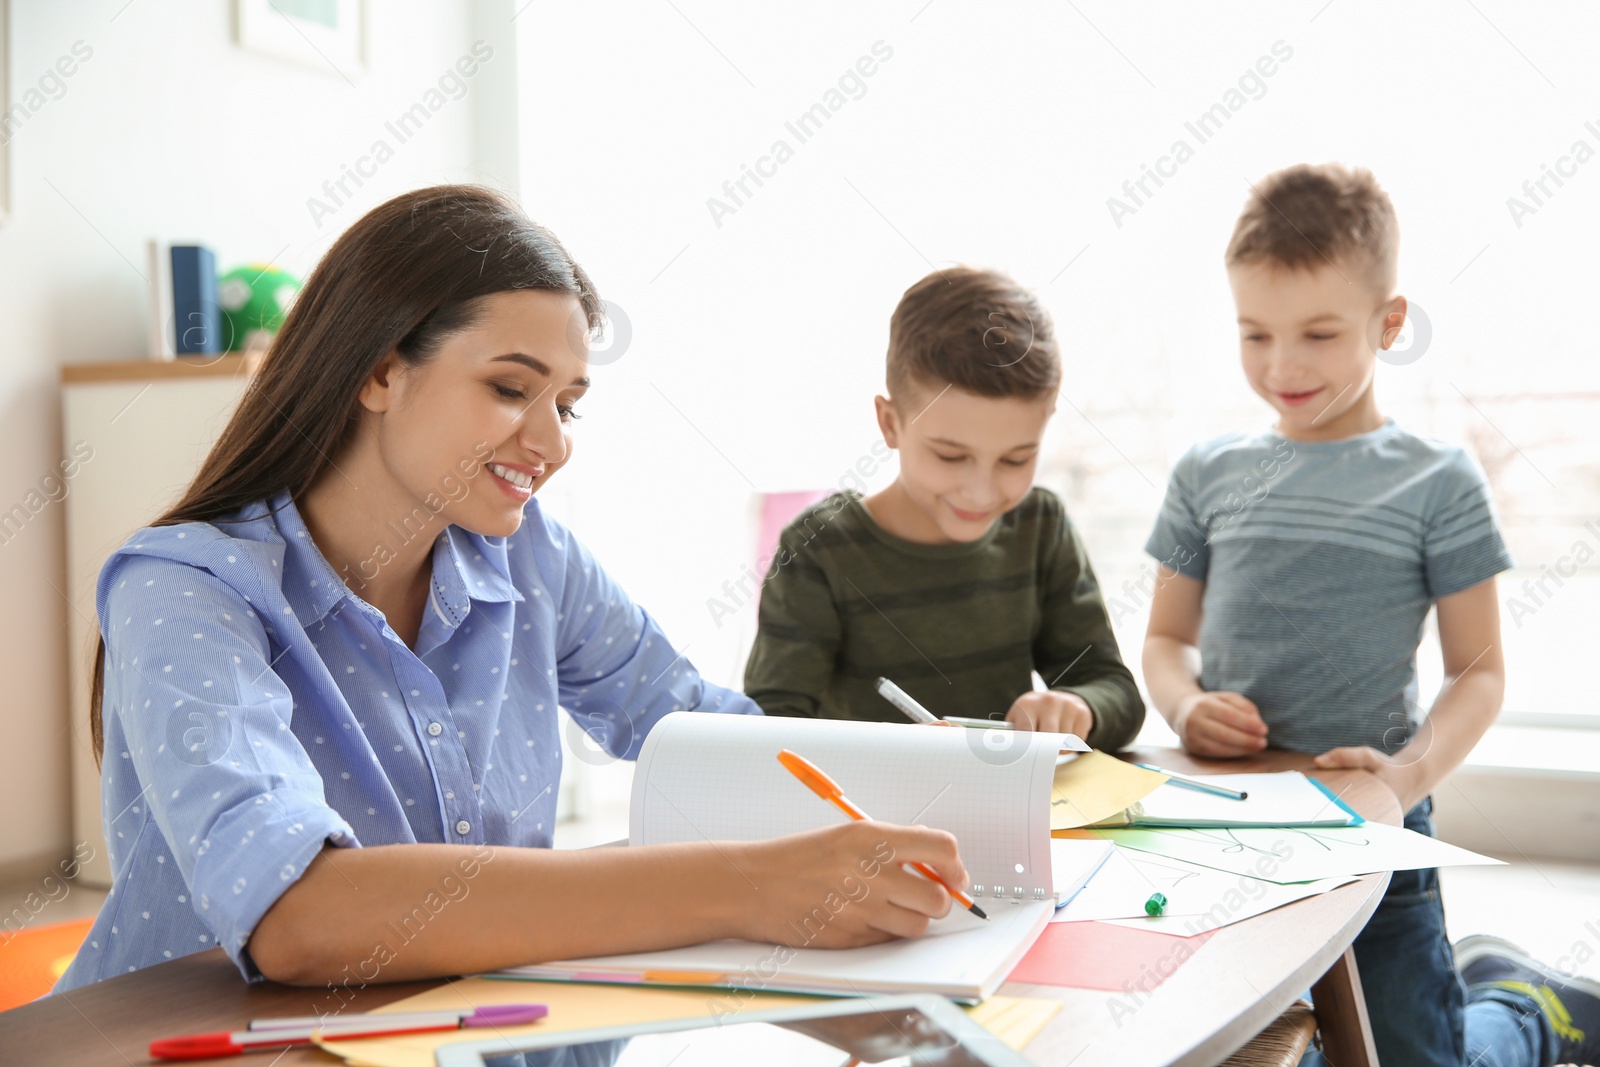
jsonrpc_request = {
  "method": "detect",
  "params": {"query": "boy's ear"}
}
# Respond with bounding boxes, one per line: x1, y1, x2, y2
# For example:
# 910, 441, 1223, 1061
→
1376, 295, 1409, 352
873, 394, 902, 449
359, 352, 403, 413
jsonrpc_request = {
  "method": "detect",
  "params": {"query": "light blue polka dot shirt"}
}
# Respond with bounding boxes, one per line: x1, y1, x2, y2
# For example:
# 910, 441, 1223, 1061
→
54, 490, 758, 991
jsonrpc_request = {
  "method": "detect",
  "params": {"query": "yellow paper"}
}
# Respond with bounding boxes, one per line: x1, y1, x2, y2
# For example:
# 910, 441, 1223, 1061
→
316, 977, 824, 1067
1049, 751, 1168, 829
965, 994, 1062, 1049
317, 978, 1060, 1065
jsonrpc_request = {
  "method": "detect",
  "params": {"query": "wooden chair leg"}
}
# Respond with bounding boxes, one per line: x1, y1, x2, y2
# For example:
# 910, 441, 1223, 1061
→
1310, 946, 1380, 1067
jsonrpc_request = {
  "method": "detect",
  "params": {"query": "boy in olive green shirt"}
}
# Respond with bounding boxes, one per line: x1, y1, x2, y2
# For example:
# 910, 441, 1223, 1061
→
744, 267, 1143, 750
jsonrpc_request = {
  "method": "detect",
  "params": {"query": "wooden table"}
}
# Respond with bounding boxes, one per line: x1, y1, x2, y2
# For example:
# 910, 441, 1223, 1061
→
0, 747, 1396, 1066
1010, 746, 1395, 1067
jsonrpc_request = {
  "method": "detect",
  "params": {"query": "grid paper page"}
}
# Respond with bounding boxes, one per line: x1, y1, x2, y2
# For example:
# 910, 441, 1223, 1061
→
629, 714, 1059, 897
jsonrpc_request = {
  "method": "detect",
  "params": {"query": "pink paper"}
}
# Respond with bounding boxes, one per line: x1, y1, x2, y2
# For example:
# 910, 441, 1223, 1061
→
756, 490, 829, 571
1007, 921, 1214, 992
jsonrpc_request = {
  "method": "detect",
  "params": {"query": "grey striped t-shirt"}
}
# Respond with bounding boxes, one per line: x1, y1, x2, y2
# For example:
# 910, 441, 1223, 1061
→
1145, 420, 1512, 754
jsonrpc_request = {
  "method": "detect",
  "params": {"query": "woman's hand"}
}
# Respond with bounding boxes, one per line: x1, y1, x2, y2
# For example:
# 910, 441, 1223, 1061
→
729, 821, 968, 948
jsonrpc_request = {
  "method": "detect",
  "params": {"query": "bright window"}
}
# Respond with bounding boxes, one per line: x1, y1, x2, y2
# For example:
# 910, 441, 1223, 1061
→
516, 3, 1599, 729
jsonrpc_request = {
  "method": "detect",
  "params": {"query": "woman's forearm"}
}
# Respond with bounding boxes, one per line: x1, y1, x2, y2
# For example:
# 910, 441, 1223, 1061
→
249, 840, 747, 986
251, 820, 973, 987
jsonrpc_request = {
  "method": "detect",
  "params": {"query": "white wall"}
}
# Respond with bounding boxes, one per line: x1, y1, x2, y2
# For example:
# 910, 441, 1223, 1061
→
513, 1, 1600, 723
514, 3, 1600, 851
0, 0, 520, 873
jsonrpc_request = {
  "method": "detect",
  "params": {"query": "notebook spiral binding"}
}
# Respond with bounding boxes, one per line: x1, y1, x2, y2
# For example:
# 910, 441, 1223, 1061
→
969, 885, 1051, 900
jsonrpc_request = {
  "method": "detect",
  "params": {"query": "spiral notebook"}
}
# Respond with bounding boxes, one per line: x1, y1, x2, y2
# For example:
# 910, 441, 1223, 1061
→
490, 713, 1070, 1002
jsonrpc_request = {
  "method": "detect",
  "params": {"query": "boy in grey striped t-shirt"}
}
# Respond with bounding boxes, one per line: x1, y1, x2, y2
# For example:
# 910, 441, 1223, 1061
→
1143, 164, 1596, 1067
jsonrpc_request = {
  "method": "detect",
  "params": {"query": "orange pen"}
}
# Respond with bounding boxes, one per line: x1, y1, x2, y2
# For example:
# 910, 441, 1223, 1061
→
776, 748, 988, 920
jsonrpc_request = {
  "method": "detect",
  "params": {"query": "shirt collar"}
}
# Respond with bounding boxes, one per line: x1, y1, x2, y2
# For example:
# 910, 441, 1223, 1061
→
429, 522, 524, 626
268, 491, 523, 630
270, 492, 358, 627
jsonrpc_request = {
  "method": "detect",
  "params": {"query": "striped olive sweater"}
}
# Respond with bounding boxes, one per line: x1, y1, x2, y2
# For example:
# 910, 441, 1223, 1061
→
743, 488, 1144, 750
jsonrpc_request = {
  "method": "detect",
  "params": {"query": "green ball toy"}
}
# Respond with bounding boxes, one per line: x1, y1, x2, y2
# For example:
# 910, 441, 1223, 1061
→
216, 264, 301, 352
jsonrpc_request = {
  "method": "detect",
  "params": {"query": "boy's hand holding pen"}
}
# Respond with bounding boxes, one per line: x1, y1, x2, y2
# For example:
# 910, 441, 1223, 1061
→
874, 677, 1090, 753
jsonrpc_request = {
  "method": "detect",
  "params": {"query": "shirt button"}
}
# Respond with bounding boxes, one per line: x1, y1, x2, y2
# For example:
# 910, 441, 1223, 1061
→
427, 722, 443, 737
455, 820, 471, 836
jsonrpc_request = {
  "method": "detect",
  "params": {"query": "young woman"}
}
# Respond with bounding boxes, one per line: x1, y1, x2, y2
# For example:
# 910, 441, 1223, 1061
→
54, 186, 965, 992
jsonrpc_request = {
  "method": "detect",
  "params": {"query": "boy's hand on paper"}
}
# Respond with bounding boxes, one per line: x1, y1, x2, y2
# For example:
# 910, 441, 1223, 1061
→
1313, 746, 1426, 811
741, 821, 967, 948
1174, 691, 1269, 757
1006, 691, 1094, 736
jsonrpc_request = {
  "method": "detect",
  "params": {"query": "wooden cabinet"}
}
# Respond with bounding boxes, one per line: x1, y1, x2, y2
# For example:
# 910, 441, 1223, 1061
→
61, 359, 255, 886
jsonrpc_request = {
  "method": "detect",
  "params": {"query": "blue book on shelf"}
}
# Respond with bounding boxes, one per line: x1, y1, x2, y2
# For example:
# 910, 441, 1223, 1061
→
170, 245, 221, 355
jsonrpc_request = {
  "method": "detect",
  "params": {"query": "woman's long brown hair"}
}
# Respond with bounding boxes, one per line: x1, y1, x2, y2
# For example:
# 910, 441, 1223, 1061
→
90, 185, 603, 765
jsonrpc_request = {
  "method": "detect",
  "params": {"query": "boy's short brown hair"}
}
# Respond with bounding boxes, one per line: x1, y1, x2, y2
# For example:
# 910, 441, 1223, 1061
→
886, 266, 1060, 403
1226, 163, 1399, 297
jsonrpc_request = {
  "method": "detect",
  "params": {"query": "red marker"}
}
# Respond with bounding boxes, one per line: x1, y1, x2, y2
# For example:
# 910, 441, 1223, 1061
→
777, 748, 987, 920
149, 1004, 547, 1060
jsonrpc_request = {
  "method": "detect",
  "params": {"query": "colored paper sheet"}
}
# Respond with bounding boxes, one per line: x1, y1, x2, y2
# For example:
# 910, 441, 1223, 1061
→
1098, 877, 1355, 934
1049, 752, 1168, 830
1097, 821, 1505, 884
1007, 921, 1213, 992
316, 978, 1060, 1065
966, 994, 1063, 1049
1052, 846, 1259, 922
316, 978, 824, 1067
1051, 846, 1353, 931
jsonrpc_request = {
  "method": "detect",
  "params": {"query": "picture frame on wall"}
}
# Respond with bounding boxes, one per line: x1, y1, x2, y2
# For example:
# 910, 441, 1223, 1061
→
234, 0, 366, 81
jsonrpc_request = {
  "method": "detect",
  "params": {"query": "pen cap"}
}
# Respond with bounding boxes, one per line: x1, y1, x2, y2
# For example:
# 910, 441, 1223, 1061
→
464, 1004, 549, 1027
150, 1032, 245, 1060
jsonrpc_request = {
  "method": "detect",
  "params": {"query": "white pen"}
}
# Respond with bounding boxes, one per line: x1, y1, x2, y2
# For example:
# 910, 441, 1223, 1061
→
942, 715, 1014, 730
1134, 762, 1249, 800
884, 690, 1091, 753
874, 677, 940, 724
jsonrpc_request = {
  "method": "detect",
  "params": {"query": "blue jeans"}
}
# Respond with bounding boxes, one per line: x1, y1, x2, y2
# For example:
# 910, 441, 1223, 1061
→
1304, 798, 1556, 1067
